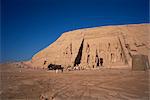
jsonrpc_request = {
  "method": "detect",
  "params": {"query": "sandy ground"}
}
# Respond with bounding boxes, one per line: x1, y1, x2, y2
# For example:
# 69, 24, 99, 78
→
0, 64, 149, 100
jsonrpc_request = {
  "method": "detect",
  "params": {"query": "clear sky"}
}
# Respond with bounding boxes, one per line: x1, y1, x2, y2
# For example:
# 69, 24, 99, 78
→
1, 0, 149, 62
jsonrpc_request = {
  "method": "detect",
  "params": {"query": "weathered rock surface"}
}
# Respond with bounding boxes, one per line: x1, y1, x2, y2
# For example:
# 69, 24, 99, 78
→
30, 24, 150, 69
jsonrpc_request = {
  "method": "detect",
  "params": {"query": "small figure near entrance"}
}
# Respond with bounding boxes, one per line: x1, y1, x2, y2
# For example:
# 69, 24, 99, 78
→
43, 60, 47, 69
95, 55, 99, 67
100, 58, 103, 66
43, 60, 47, 65
120, 53, 123, 62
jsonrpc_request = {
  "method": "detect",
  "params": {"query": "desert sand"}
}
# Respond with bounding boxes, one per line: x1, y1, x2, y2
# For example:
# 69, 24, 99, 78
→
0, 63, 149, 100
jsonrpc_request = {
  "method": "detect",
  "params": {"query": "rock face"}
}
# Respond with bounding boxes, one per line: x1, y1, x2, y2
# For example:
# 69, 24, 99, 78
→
30, 24, 150, 69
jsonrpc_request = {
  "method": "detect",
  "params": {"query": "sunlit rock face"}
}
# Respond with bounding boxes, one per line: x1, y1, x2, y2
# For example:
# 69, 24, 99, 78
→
30, 24, 150, 69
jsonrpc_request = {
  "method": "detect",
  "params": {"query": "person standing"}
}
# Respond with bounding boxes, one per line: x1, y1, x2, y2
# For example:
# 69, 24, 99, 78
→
95, 55, 99, 67
100, 58, 103, 66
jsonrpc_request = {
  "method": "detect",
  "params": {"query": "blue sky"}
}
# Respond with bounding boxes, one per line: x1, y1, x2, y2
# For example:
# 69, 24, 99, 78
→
1, 0, 149, 62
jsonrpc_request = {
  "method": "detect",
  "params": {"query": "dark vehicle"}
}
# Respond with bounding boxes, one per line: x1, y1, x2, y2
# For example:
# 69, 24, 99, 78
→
48, 64, 64, 72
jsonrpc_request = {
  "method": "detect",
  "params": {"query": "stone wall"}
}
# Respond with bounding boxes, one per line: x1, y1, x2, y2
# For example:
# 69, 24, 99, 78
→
132, 55, 149, 71
30, 24, 150, 69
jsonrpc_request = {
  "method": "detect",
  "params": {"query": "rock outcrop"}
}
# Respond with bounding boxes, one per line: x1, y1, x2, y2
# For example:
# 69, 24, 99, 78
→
30, 24, 150, 69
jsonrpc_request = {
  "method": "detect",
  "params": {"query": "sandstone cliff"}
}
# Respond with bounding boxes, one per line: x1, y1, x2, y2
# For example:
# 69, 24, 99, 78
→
30, 24, 150, 69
